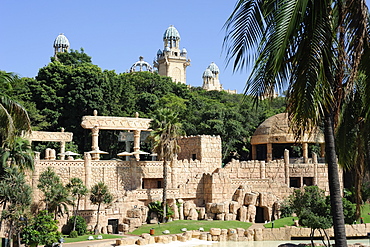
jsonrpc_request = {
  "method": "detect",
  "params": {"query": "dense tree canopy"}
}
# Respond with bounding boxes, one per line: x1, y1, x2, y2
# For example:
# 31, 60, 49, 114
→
3, 49, 285, 163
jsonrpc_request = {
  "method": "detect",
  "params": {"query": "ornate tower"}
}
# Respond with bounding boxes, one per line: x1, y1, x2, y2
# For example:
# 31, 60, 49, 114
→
53, 33, 70, 58
202, 62, 222, 91
154, 25, 190, 84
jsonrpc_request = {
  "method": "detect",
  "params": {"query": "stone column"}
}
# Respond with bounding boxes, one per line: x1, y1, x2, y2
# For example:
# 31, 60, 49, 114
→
91, 126, 100, 160
32, 152, 40, 201
133, 129, 141, 161
260, 161, 266, 179
302, 142, 308, 163
60, 128, 66, 160
84, 152, 92, 209
60, 141, 66, 160
45, 148, 51, 160
284, 149, 290, 186
312, 152, 318, 185
266, 143, 272, 162
178, 199, 184, 220
251, 145, 257, 160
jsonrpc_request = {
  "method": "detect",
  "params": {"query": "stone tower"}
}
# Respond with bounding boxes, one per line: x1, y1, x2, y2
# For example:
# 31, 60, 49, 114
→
53, 33, 70, 58
202, 62, 222, 91
154, 25, 190, 84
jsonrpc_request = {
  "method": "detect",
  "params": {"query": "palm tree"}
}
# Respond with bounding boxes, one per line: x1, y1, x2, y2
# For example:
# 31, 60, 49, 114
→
223, 1, 370, 246
0, 71, 31, 145
149, 108, 184, 223
66, 177, 88, 232
336, 74, 370, 219
90, 182, 113, 234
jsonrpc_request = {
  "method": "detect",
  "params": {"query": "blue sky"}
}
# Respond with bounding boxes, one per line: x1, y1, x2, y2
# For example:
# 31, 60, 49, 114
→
2, 0, 370, 95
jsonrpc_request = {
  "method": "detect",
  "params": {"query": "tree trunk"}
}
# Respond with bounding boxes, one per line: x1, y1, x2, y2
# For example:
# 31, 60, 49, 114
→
95, 203, 101, 234
324, 112, 347, 247
162, 160, 168, 223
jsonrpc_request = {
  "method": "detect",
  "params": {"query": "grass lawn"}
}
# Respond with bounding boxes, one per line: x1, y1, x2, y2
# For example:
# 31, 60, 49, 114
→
263, 216, 297, 228
129, 220, 253, 236
62, 234, 121, 243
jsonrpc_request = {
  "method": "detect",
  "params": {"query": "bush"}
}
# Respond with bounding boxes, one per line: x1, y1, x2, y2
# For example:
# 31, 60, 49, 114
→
68, 230, 78, 238
148, 201, 174, 222
67, 216, 87, 236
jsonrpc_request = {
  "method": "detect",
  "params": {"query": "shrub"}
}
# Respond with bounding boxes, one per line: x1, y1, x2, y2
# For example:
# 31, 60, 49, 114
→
68, 230, 78, 238
67, 216, 87, 236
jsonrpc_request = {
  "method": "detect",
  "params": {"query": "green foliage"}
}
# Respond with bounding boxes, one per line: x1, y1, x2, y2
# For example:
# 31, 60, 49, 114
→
90, 182, 113, 234
68, 230, 78, 238
22, 210, 62, 247
148, 201, 174, 222
68, 216, 87, 236
37, 168, 72, 219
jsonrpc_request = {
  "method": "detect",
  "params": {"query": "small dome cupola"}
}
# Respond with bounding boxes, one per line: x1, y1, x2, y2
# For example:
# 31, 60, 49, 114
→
163, 25, 180, 48
207, 62, 220, 74
129, 56, 153, 72
202, 68, 214, 78
53, 33, 70, 56
157, 49, 163, 56
181, 48, 187, 56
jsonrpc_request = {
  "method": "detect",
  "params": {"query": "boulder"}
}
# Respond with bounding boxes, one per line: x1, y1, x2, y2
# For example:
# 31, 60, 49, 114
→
247, 205, 256, 223
188, 208, 199, 220
244, 192, 258, 205
229, 201, 240, 214
210, 228, 221, 236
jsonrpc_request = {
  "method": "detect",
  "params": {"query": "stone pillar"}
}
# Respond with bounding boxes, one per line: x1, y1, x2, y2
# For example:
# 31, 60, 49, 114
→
45, 148, 51, 160
84, 152, 92, 209
266, 143, 272, 162
313, 152, 318, 185
49, 149, 56, 160
178, 199, 184, 220
284, 149, 290, 186
133, 129, 141, 161
60, 141, 66, 160
251, 145, 257, 160
260, 161, 266, 179
91, 126, 100, 160
60, 128, 66, 160
32, 152, 40, 201
302, 142, 308, 163
320, 143, 325, 158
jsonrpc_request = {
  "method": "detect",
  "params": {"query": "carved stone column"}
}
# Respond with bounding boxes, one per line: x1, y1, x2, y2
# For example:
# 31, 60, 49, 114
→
266, 143, 272, 162
84, 152, 92, 209
312, 152, 318, 185
302, 142, 308, 163
60, 128, 66, 160
133, 129, 141, 161
32, 152, 40, 201
178, 199, 184, 220
91, 126, 100, 160
284, 149, 290, 186
251, 145, 257, 160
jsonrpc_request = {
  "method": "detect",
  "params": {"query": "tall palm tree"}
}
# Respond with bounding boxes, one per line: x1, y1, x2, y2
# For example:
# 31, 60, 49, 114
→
90, 182, 113, 234
336, 74, 370, 219
149, 108, 184, 223
66, 177, 88, 232
224, 0, 370, 246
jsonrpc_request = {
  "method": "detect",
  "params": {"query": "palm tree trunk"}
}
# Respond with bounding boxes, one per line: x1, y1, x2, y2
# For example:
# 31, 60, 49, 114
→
324, 112, 347, 247
95, 203, 101, 234
162, 160, 168, 223
73, 197, 80, 232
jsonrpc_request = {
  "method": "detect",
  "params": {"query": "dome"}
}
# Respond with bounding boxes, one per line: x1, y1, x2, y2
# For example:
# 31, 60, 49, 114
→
53, 33, 70, 48
164, 47, 171, 52
202, 68, 214, 78
157, 49, 162, 55
207, 62, 220, 74
251, 113, 324, 145
181, 48, 187, 54
163, 25, 180, 40
129, 56, 153, 72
